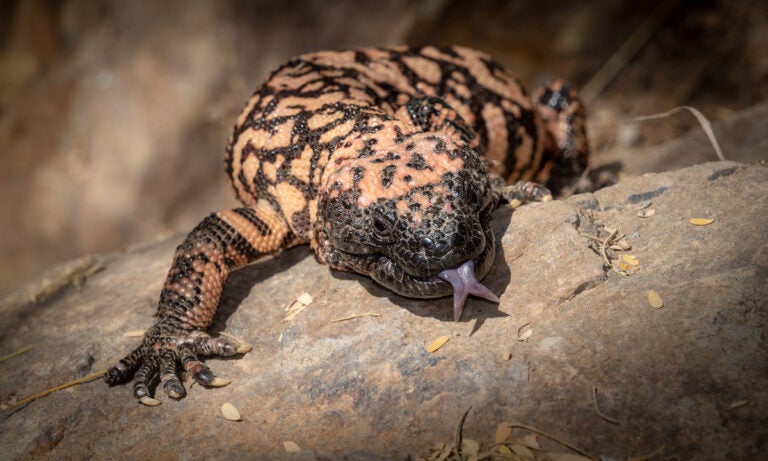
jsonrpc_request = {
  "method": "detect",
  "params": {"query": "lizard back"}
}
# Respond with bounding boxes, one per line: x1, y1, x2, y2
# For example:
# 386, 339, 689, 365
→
224, 46, 550, 245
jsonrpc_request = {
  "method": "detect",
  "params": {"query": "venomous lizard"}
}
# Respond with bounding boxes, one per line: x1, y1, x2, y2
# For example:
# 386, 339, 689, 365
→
106, 46, 588, 405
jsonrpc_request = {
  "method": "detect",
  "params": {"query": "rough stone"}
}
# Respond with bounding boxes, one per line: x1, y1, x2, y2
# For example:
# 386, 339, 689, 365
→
1, 160, 767, 460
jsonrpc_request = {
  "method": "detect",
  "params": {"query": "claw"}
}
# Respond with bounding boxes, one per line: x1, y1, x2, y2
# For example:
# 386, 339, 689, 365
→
236, 344, 253, 354
438, 260, 499, 321
209, 377, 231, 387
139, 396, 161, 406
203, 336, 251, 355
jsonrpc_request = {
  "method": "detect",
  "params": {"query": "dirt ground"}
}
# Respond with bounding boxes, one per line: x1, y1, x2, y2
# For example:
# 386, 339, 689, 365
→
1, 0, 767, 459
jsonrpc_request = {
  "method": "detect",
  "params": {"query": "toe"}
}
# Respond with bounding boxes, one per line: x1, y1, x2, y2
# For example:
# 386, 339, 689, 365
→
179, 346, 216, 386
159, 350, 186, 399
133, 359, 158, 400
106, 344, 145, 385
105, 361, 130, 385
193, 366, 216, 386
192, 334, 251, 357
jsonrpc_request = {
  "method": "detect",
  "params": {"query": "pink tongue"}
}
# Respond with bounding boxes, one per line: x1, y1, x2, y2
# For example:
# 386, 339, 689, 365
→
438, 260, 499, 321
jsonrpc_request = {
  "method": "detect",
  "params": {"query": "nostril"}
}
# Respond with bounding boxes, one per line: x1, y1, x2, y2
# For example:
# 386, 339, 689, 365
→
422, 236, 450, 254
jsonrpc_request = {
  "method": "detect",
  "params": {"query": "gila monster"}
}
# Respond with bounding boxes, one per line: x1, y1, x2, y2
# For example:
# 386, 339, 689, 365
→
106, 46, 589, 405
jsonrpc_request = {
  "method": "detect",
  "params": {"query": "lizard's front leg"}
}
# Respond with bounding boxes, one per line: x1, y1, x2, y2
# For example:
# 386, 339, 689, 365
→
491, 175, 553, 208
105, 203, 294, 405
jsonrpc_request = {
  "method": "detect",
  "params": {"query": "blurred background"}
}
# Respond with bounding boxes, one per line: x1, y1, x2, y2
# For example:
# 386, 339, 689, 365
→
1, 0, 766, 295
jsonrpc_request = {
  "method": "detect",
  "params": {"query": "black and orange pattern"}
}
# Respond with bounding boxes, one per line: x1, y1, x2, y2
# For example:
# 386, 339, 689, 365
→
106, 46, 589, 403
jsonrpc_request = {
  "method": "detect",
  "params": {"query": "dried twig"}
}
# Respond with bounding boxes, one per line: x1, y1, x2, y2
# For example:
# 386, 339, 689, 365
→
0, 345, 34, 364
4, 370, 107, 412
454, 406, 472, 457
330, 313, 381, 322
592, 385, 620, 425
601, 228, 619, 267
0, 256, 104, 314
504, 423, 595, 459
625, 106, 726, 161
581, 227, 624, 273
517, 322, 532, 340
417, 417, 597, 461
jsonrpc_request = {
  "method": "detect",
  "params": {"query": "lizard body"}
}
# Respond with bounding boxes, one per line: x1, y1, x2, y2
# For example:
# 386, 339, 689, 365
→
106, 46, 588, 404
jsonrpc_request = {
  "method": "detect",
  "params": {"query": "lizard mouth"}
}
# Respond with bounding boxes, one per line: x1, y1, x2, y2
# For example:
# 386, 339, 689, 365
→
363, 222, 498, 321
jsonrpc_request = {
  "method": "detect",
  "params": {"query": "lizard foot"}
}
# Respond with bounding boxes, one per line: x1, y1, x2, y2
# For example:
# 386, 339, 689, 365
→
498, 181, 553, 208
105, 323, 251, 405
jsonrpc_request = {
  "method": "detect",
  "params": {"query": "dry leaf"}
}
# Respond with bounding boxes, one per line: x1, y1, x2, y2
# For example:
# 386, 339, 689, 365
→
497, 445, 513, 455
729, 399, 749, 409
510, 444, 534, 461
690, 217, 714, 226
461, 438, 479, 459
516, 433, 540, 449
647, 290, 664, 308
283, 441, 301, 452
221, 402, 241, 421
297, 292, 312, 305
622, 254, 639, 266
284, 292, 313, 321
433, 443, 452, 461
637, 208, 656, 218
495, 423, 512, 443
427, 335, 450, 353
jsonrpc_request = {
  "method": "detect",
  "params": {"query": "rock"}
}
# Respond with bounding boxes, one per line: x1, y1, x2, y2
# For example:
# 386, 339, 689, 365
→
1, 160, 766, 460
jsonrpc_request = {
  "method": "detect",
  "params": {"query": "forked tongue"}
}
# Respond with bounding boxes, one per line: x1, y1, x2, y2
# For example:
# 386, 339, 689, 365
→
438, 260, 499, 322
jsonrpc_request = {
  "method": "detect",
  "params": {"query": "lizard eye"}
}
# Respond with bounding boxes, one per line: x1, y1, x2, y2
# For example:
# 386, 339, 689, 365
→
370, 208, 399, 245
372, 215, 392, 237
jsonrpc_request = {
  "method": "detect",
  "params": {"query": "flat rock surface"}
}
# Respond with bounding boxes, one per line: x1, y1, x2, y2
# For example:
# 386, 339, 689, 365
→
2, 160, 767, 460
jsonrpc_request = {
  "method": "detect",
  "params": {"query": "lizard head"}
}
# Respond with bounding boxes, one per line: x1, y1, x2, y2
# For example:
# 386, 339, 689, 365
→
317, 131, 499, 321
